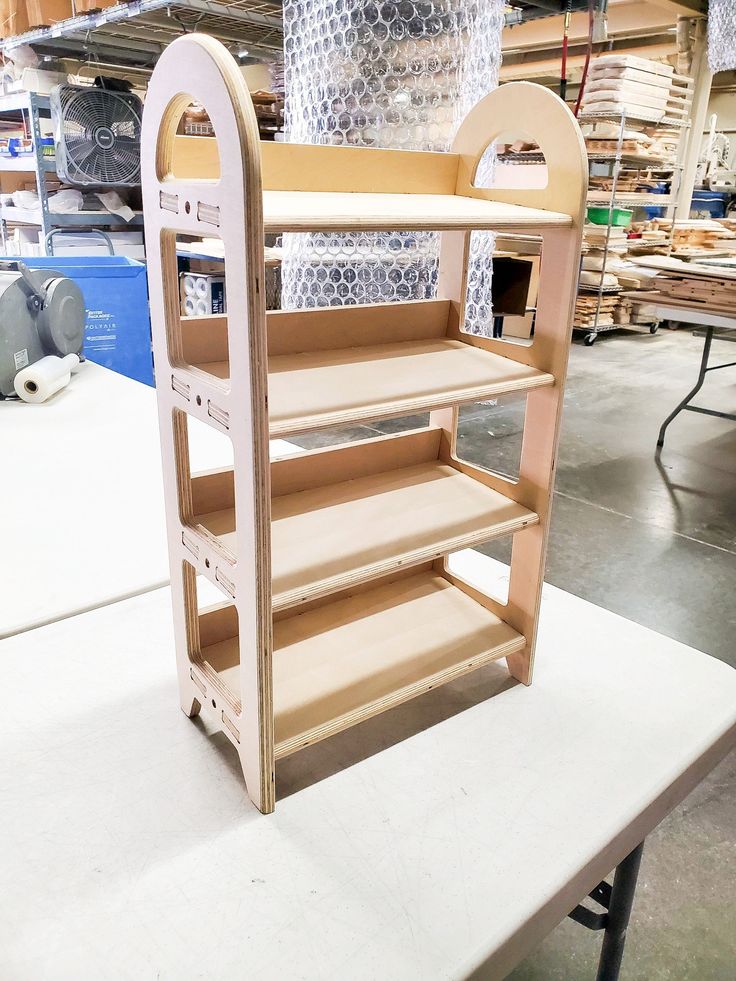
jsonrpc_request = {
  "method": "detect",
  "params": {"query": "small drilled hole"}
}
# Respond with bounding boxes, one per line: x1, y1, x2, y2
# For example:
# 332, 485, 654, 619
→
24, 380, 38, 393
204, 558, 210, 568
211, 699, 216, 708
185, 201, 191, 214
196, 395, 202, 406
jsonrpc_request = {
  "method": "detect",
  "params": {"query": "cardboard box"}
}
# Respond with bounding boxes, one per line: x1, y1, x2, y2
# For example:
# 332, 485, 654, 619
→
491, 257, 534, 317
499, 255, 541, 340
0, 0, 29, 37
75, 0, 116, 11
24, 0, 70, 28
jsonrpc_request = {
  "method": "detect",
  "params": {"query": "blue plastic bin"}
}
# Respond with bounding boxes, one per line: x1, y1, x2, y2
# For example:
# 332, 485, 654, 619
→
690, 190, 729, 219
24, 256, 153, 386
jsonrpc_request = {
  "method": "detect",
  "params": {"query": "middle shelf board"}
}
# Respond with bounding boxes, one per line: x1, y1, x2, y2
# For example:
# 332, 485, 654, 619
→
182, 300, 554, 438
268, 338, 552, 437
200, 565, 526, 758
261, 191, 573, 233
192, 427, 537, 611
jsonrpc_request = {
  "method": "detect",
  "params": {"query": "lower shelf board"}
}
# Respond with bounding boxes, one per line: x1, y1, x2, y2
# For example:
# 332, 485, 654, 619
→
202, 569, 526, 759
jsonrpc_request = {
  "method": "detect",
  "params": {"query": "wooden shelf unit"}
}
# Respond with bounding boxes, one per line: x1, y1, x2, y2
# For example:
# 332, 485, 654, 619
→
142, 34, 587, 813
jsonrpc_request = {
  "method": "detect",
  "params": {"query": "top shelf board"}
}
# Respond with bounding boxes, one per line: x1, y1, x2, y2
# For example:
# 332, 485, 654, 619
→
171, 135, 576, 232
261, 190, 572, 233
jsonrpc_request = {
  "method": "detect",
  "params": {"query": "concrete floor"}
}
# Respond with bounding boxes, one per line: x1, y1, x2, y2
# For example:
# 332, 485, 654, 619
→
292, 327, 736, 979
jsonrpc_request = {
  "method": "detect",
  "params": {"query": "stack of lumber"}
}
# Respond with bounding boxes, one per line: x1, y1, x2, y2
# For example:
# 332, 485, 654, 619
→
583, 223, 628, 254
609, 261, 659, 290
580, 54, 692, 122
629, 255, 736, 314
251, 90, 284, 141
613, 296, 634, 324
589, 174, 641, 193
580, 55, 673, 120
627, 222, 669, 253
584, 122, 659, 158
664, 219, 736, 257
574, 293, 618, 329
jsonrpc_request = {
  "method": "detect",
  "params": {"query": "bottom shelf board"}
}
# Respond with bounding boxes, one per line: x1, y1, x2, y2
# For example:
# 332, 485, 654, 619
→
202, 569, 525, 759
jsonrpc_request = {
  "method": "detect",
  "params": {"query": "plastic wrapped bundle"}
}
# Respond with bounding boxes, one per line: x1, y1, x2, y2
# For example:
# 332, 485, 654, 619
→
281, 0, 504, 334
709, 0, 736, 73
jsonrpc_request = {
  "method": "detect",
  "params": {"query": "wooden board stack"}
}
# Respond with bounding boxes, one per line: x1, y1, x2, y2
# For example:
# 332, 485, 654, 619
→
663, 219, 736, 258
631, 255, 736, 314
574, 293, 618, 329
583, 223, 628, 254
579, 54, 691, 122
141, 35, 586, 813
580, 55, 673, 120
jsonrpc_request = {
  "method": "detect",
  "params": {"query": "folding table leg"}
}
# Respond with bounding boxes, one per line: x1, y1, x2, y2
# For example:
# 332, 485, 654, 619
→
596, 841, 644, 981
656, 327, 713, 449
567, 839, 645, 981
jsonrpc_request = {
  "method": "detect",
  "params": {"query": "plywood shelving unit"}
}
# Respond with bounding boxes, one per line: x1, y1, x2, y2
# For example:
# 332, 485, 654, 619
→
142, 34, 587, 813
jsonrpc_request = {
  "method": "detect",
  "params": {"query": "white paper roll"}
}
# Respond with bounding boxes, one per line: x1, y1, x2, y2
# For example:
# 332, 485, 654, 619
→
184, 296, 197, 316
14, 354, 80, 404
195, 298, 209, 316
195, 277, 208, 299
183, 275, 197, 296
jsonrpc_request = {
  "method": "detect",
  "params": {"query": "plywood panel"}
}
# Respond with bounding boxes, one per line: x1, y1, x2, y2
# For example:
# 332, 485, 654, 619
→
267, 339, 554, 437
262, 190, 573, 233
191, 432, 538, 611
202, 570, 525, 757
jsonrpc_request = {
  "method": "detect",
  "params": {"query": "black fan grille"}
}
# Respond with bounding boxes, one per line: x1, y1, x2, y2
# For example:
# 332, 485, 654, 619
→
54, 86, 142, 187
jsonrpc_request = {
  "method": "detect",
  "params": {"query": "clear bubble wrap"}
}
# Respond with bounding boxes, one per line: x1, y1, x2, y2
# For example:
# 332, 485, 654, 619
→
281, 0, 504, 335
708, 0, 736, 73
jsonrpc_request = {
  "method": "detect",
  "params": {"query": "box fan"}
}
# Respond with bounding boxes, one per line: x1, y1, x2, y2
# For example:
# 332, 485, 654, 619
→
50, 84, 142, 187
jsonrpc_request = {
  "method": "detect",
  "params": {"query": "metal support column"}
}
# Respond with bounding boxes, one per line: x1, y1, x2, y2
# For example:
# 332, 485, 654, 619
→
676, 17, 713, 219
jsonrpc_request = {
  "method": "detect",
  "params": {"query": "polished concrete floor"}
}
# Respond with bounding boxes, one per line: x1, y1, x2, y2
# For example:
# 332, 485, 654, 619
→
292, 327, 736, 979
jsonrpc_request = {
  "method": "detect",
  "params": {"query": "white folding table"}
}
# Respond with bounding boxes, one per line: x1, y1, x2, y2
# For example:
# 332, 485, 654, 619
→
627, 299, 736, 449
0, 363, 291, 638
1, 364, 735, 980
1, 560, 735, 981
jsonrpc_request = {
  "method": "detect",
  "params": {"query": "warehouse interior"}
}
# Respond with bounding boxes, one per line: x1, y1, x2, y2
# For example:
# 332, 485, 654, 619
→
1, 1, 734, 979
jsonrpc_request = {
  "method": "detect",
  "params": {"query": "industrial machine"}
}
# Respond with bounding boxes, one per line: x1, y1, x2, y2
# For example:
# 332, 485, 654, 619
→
0, 261, 85, 398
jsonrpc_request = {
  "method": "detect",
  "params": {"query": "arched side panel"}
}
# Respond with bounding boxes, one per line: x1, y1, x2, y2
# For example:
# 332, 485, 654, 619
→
141, 34, 274, 813
434, 84, 587, 688
451, 81, 588, 221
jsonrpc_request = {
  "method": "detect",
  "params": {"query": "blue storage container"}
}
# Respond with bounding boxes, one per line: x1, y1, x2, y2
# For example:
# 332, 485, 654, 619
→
690, 189, 729, 219
641, 181, 669, 219
24, 255, 153, 386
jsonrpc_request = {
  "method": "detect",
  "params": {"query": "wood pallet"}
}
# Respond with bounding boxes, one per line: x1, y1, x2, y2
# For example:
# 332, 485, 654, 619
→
141, 34, 586, 813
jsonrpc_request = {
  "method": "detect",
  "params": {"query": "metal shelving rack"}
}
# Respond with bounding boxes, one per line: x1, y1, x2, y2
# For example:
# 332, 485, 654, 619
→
576, 106, 691, 346
0, 0, 283, 69
0, 90, 143, 251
